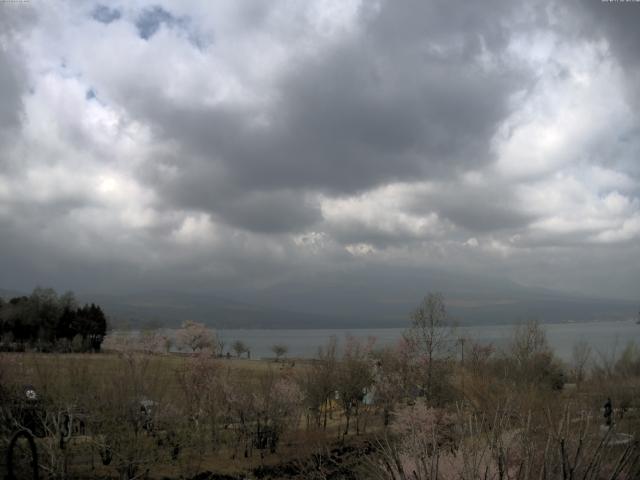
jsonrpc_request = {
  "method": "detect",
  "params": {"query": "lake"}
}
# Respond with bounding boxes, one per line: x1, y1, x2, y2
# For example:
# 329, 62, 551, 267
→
113, 319, 640, 362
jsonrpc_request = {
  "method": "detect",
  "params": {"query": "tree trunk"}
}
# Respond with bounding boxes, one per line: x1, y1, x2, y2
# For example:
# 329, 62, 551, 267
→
323, 399, 328, 430
344, 412, 350, 436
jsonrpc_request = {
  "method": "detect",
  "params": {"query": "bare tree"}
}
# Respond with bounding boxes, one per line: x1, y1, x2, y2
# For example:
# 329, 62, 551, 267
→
572, 339, 591, 385
173, 354, 225, 477
510, 319, 549, 366
232, 340, 249, 358
253, 370, 303, 455
271, 343, 288, 361
372, 338, 420, 426
407, 292, 454, 399
92, 351, 172, 480
298, 336, 338, 430
507, 320, 565, 389
216, 336, 226, 357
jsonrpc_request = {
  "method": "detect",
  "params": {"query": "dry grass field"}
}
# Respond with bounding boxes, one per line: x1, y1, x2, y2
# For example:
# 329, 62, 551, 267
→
2, 329, 640, 479
0, 351, 372, 479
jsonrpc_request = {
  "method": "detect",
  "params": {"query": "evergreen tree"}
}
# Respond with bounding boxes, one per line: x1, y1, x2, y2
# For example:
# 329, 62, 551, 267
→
1, 289, 108, 352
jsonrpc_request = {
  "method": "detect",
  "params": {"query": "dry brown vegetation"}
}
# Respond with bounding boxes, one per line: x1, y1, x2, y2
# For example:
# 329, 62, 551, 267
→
1, 309, 639, 479
0, 352, 317, 479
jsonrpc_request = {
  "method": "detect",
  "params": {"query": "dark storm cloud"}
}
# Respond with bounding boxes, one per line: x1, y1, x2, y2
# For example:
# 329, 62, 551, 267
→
571, 0, 640, 117
140, 154, 322, 234
578, 0, 640, 68
249, 44, 520, 192
368, 0, 514, 57
123, 0, 531, 234
213, 190, 322, 234
438, 203, 534, 234
408, 186, 538, 233
1, 0, 639, 303
563, 0, 640, 179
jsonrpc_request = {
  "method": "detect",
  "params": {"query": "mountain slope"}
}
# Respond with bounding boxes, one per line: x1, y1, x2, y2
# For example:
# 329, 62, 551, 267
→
4, 266, 637, 328
81, 291, 351, 329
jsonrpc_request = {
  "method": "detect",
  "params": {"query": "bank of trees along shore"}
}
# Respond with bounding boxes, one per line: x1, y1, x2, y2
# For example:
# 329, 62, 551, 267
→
0, 287, 107, 352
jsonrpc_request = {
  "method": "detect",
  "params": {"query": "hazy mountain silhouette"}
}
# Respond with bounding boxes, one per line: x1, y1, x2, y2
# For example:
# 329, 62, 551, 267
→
2, 268, 636, 329
82, 267, 637, 328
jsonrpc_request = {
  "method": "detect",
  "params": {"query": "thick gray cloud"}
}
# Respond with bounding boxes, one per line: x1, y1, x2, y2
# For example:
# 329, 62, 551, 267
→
579, 0, 640, 68
572, 0, 640, 175
409, 185, 538, 233
0, 52, 22, 131
0, 5, 35, 174
0, 0, 639, 306
86, 0, 529, 232
0, 4, 33, 135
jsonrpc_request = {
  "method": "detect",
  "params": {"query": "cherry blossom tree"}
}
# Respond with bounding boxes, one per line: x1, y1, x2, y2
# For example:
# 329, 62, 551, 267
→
176, 321, 216, 354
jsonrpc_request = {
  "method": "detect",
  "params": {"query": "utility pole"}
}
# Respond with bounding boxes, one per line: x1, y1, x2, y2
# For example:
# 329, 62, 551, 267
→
459, 337, 465, 400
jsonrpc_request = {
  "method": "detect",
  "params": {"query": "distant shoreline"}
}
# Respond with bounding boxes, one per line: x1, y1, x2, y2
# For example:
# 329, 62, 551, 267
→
106, 319, 639, 362
109, 316, 637, 332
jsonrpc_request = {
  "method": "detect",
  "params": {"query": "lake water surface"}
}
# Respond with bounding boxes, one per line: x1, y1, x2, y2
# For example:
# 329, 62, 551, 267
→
115, 319, 640, 362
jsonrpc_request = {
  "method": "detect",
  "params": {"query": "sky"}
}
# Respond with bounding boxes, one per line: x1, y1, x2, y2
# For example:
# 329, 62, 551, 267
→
0, 0, 639, 304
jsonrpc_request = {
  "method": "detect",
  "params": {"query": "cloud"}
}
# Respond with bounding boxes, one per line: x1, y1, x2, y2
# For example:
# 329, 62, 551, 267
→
578, 0, 640, 69
320, 183, 452, 248
62, 0, 528, 198
0, 0, 639, 304
0, 3, 35, 138
0, 51, 22, 131
92, 5, 121, 25
135, 5, 194, 41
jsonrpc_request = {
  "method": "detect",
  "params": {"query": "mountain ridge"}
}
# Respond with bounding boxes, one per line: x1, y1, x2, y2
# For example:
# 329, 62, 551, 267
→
2, 269, 637, 329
